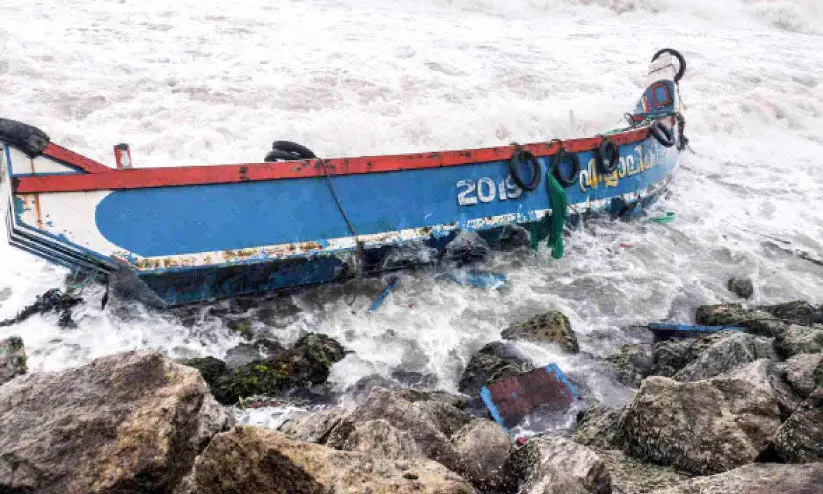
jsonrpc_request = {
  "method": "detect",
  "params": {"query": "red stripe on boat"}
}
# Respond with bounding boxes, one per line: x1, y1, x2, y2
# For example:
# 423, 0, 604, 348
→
16, 127, 651, 193
42, 143, 112, 174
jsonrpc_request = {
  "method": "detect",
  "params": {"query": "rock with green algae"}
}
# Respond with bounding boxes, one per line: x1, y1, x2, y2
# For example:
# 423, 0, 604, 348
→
191, 333, 347, 405
181, 356, 227, 389
502, 311, 579, 353
775, 387, 823, 464
0, 336, 27, 385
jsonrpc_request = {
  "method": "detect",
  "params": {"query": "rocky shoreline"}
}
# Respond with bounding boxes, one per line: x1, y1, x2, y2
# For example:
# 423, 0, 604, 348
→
1, 299, 822, 493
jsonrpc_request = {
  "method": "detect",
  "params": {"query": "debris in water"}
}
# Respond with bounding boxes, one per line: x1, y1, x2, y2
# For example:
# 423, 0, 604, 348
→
0, 289, 82, 328
367, 276, 399, 313
480, 364, 578, 430
648, 211, 676, 224
648, 323, 744, 340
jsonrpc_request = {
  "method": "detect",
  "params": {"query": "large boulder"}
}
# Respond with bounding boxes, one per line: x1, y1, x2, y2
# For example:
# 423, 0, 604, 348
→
774, 388, 823, 463
774, 324, 823, 358
781, 353, 823, 398
178, 425, 473, 494
511, 435, 611, 494
0, 352, 233, 494
594, 449, 688, 494
652, 462, 823, 494
187, 333, 346, 405
277, 408, 350, 443
451, 418, 516, 492
572, 405, 625, 450
619, 360, 782, 475
672, 332, 776, 382
458, 341, 534, 396
758, 300, 822, 326
337, 419, 422, 461
695, 304, 782, 336
0, 336, 26, 385
605, 343, 653, 388
727, 277, 754, 299
501, 311, 579, 353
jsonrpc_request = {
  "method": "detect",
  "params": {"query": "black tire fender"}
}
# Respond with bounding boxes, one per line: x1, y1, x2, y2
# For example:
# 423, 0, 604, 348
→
651, 48, 686, 83
650, 120, 676, 148
552, 149, 581, 188
265, 140, 317, 161
509, 148, 541, 191
596, 136, 620, 174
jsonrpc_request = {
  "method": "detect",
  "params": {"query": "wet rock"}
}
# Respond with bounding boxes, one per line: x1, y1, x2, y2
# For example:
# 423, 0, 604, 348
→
672, 331, 776, 382
339, 419, 423, 461
727, 277, 754, 299
224, 339, 286, 369
775, 388, 823, 463
0, 336, 26, 385
511, 435, 611, 494
459, 341, 534, 396
180, 425, 473, 494
391, 369, 439, 389
652, 462, 823, 494
451, 418, 516, 492
182, 356, 227, 389
0, 351, 233, 494
619, 360, 781, 475
348, 373, 402, 401
572, 405, 625, 450
327, 388, 472, 469
781, 353, 823, 398
648, 330, 740, 378
758, 300, 820, 326
594, 449, 688, 494
695, 303, 782, 337
774, 324, 823, 358
277, 408, 350, 443
606, 343, 653, 387
226, 317, 254, 340
211, 333, 346, 405
502, 311, 579, 353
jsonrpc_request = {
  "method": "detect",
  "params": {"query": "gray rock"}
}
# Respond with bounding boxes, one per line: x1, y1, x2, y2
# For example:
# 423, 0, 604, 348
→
451, 418, 515, 492
0, 336, 26, 385
224, 339, 286, 369
775, 388, 823, 463
180, 426, 473, 494
652, 462, 823, 494
775, 324, 823, 358
326, 388, 472, 480
339, 419, 423, 461
727, 277, 754, 299
511, 435, 611, 494
619, 360, 781, 475
502, 311, 579, 353
0, 351, 233, 494
673, 332, 776, 382
572, 405, 625, 450
277, 408, 350, 443
606, 343, 653, 388
458, 341, 534, 396
695, 303, 783, 337
758, 300, 820, 326
595, 449, 689, 494
648, 331, 741, 378
782, 353, 823, 398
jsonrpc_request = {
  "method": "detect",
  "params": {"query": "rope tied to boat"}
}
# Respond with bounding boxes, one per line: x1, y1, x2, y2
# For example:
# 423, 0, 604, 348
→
318, 158, 363, 305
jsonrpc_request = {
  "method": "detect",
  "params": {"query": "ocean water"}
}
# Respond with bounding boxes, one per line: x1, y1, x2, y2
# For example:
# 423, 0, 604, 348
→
1, 0, 821, 426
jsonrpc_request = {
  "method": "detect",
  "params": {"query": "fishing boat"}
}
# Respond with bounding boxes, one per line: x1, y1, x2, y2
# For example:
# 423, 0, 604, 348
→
1, 49, 688, 306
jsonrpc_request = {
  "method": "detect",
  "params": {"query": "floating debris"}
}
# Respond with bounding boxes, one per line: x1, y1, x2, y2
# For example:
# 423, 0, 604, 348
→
480, 364, 578, 430
367, 277, 399, 313
648, 211, 676, 224
0, 289, 82, 328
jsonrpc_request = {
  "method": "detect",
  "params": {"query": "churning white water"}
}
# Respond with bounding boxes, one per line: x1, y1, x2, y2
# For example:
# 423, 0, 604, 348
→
1, 0, 821, 424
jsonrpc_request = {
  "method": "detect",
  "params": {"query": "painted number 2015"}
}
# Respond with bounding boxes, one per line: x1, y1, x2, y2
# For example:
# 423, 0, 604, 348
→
456, 176, 522, 206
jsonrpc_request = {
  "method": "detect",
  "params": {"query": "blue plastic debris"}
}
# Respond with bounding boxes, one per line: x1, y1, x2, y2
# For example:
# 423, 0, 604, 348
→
367, 276, 399, 313
480, 364, 578, 430
648, 323, 745, 340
